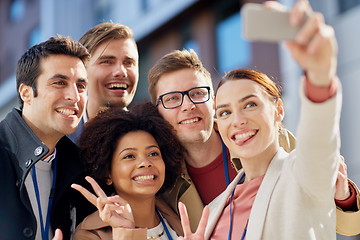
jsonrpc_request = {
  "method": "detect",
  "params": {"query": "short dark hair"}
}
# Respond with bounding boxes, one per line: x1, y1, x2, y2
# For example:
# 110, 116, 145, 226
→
16, 36, 90, 109
79, 102, 185, 194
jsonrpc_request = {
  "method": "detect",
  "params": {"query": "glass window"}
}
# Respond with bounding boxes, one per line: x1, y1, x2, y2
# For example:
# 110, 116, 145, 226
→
184, 39, 200, 57
142, 0, 165, 12
9, 0, 25, 22
29, 27, 41, 48
216, 12, 251, 74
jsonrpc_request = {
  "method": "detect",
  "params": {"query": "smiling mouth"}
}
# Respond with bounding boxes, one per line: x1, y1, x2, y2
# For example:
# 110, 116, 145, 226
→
133, 175, 155, 181
107, 83, 128, 90
232, 130, 258, 144
180, 117, 200, 125
56, 108, 76, 116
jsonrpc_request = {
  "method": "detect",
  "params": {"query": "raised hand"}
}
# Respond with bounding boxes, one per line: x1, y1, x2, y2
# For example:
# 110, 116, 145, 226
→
286, 0, 337, 86
71, 176, 135, 228
52, 229, 63, 240
335, 156, 351, 201
177, 202, 209, 240
264, 0, 337, 87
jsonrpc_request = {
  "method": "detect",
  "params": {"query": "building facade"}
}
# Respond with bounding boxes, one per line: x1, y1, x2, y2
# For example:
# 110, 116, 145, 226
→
0, 1, 359, 238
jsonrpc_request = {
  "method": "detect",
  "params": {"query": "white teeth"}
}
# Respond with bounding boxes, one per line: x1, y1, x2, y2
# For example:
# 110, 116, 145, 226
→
235, 131, 256, 140
108, 83, 127, 89
181, 118, 199, 124
57, 108, 75, 115
134, 175, 155, 181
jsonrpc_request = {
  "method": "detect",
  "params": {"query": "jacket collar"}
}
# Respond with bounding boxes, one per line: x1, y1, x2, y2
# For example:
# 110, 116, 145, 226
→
1, 109, 49, 186
246, 147, 288, 239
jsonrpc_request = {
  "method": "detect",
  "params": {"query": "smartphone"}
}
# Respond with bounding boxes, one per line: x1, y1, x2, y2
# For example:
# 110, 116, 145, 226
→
241, 3, 307, 42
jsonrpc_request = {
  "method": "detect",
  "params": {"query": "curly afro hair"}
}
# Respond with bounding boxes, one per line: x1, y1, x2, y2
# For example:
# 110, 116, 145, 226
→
79, 102, 186, 194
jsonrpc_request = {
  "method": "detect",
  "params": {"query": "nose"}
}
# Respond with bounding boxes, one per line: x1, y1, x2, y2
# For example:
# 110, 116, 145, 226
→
137, 156, 152, 169
232, 111, 247, 128
113, 63, 127, 79
180, 94, 195, 112
66, 83, 80, 103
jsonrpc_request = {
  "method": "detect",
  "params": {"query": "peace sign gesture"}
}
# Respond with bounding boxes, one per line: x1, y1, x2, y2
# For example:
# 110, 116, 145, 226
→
71, 176, 135, 229
177, 202, 209, 240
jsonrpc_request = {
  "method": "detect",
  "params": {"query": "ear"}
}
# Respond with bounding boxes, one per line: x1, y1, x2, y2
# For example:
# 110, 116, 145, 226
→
275, 98, 284, 122
211, 96, 215, 110
19, 84, 33, 105
106, 175, 113, 185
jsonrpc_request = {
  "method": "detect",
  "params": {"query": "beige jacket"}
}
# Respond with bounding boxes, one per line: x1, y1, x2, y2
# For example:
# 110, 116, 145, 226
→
159, 123, 296, 232
161, 121, 360, 236
206, 81, 342, 239
336, 179, 360, 236
73, 197, 183, 240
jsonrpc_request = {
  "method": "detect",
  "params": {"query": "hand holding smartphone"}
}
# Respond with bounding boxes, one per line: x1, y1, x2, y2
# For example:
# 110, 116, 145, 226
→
242, 3, 308, 42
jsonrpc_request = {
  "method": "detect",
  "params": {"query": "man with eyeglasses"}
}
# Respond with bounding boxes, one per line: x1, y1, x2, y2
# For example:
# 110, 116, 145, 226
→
155, 86, 211, 110
148, 49, 295, 231
148, 49, 359, 234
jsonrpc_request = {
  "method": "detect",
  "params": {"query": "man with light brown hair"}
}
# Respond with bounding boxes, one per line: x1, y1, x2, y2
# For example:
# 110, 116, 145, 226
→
69, 23, 139, 143
148, 48, 359, 234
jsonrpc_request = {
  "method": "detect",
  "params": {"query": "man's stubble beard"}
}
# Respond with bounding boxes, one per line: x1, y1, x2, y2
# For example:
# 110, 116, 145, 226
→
177, 129, 212, 148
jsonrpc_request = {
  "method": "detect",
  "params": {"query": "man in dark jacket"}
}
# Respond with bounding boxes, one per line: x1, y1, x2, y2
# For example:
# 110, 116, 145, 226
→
0, 36, 95, 240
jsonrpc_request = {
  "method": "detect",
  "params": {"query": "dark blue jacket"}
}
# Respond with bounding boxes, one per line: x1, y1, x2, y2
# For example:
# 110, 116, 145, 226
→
0, 109, 95, 240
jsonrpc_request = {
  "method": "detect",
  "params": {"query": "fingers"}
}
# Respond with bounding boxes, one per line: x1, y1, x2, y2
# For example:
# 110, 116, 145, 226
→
290, 0, 312, 26
295, 12, 323, 45
97, 195, 130, 212
194, 205, 209, 236
338, 155, 348, 179
178, 202, 192, 237
307, 25, 335, 55
335, 155, 350, 200
71, 183, 97, 206
263, 1, 287, 11
52, 229, 63, 240
97, 195, 135, 228
85, 176, 108, 198
99, 201, 123, 221
71, 176, 111, 207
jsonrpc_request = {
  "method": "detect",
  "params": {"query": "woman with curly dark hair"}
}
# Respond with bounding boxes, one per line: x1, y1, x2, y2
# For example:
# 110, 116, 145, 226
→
71, 102, 187, 240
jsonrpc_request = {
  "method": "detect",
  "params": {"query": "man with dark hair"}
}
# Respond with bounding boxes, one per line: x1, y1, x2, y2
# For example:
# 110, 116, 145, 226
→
0, 36, 95, 240
68, 23, 139, 143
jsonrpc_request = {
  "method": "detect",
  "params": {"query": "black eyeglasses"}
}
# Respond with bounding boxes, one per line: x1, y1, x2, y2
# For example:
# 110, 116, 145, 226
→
156, 86, 211, 109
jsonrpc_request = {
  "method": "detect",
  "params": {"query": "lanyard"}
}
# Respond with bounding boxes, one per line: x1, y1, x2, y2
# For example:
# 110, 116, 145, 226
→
32, 154, 57, 240
156, 208, 173, 240
228, 173, 246, 240
221, 138, 230, 186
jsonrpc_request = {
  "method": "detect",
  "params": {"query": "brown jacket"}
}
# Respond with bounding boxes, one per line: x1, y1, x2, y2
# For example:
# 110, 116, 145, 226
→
73, 197, 183, 240
159, 161, 204, 232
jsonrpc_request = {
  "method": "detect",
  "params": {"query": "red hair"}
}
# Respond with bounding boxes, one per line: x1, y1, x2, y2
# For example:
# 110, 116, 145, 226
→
216, 69, 281, 99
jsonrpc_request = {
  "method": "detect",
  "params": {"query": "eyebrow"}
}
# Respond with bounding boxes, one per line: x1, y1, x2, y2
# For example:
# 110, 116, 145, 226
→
50, 74, 69, 80
97, 55, 116, 61
119, 145, 160, 155
49, 74, 87, 84
77, 78, 88, 84
215, 94, 256, 110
